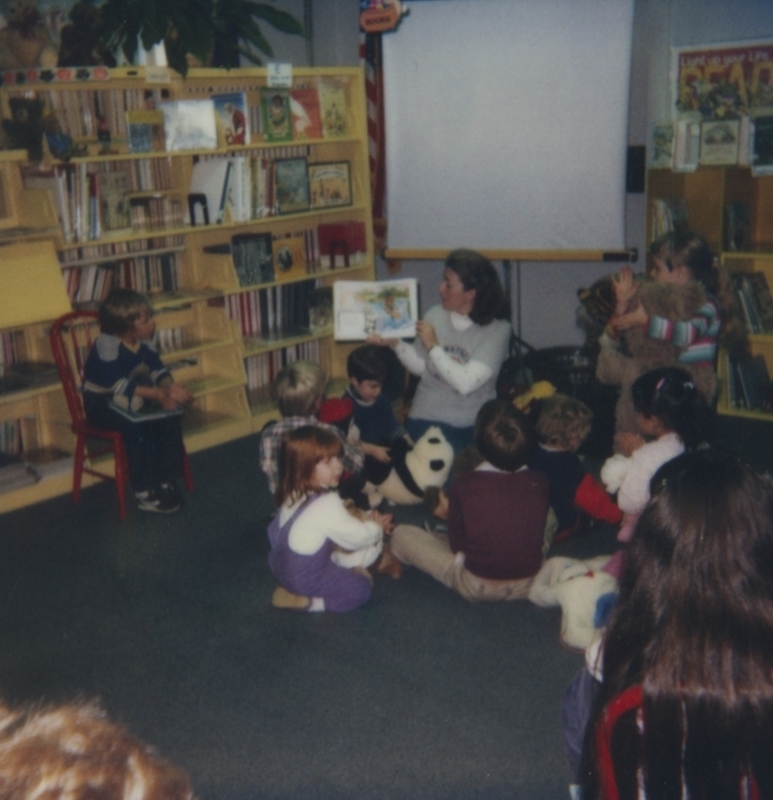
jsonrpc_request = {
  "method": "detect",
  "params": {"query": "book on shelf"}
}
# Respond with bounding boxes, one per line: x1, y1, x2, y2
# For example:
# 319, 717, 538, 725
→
126, 109, 166, 153
651, 123, 674, 168
699, 119, 740, 166
187, 158, 232, 225
752, 115, 773, 176
21, 164, 72, 242
231, 232, 275, 286
651, 197, 689, 241
273, 234, 307, 282
260, 88, 292, 143
743, 272, 773, 333
333, 278, 418, 341
212, 92, 249, 146
673, 118, 701, 171
733, 274, 760, 332
733, 353, 772, 411
289, 86, 323, 140
308, 161, 351, 208
159, 99, 218, 151
109, 401, 185, 423
318, 221, 366, 269
274, 157, 310, 214
319, 77, 348, 138
724, 202, 752, 252
308, 286, 333, 332
98, 170, 132, 234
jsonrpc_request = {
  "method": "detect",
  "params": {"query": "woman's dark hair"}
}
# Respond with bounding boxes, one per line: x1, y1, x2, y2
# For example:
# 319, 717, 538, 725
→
581, 448, 773, 799
631, 367, 714, 449
445, 248, 509, 325
99, 288, 151, 336
474, 399, 534, 471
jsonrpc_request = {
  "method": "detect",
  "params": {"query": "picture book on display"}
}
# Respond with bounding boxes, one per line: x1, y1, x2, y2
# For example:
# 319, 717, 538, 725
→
98, 170, 132, 233
274, 157, 310, 214
289, 86, 323, 139
753, 115, 773, 175
333, 278, 418, 341
273, 234, 307, 282
231, 232, 275, 286
260, 88, 292, 142
213, 92, 249, 146
699, 119, 740, 166
319, 78, 348, 137
651, 123, 674, 168
308, 162, 351, 208
187, 158, 232, 225
159, 99, 218, 151
126, 109, 166, 153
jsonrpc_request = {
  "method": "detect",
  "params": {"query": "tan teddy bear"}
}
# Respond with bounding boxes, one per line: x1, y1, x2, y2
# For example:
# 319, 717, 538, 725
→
0, 0, 58, 71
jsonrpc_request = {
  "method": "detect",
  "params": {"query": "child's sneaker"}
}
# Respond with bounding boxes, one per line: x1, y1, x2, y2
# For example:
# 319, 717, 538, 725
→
135, 487, 180, 514
157, 481, 181, 507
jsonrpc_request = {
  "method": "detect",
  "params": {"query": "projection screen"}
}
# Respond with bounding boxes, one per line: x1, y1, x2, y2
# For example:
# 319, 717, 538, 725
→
382, 0, 634, 253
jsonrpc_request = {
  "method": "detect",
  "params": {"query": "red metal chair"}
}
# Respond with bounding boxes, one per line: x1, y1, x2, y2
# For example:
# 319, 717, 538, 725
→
50, 310, 193, 519
595, 684, 760, 800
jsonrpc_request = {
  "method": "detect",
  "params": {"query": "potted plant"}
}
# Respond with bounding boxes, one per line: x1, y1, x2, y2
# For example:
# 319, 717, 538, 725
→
74, 0, 304, 76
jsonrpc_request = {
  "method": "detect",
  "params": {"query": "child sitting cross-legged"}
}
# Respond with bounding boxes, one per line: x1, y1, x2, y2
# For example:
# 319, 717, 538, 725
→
268, 425, 394, 612
390, 399, 556, 601
83, 288, 193, 514
529, 394, 622, 541
259, 360, 364, 497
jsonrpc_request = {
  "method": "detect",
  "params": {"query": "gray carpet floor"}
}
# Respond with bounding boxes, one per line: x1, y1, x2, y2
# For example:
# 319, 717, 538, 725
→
0, 433, 621, 800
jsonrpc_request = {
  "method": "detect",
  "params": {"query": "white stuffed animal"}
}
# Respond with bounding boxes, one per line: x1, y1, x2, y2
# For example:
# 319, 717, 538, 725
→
600, 453, 632, 494
528, 555, 619, 651
365, 425, 453, 507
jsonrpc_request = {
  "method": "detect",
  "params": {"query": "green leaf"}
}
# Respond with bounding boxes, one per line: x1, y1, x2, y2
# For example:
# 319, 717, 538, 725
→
241, 2, 305, 36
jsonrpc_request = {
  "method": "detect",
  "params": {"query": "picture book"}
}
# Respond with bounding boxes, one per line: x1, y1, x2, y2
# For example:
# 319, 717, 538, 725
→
231, 232, 275, 286
213, 92, 249, 146
187, 158, 232, 225
289, 86, 323, 140
109, 401, 184, 423
308, 162, 351, 208
273, 235, 307, 282
753, 115, 773, 175
259, 88, 292, 143
274, 157, 310, 214
98, 170, 132, 233
159, 99, 218, 152
699, 119, 740, 166
318, 221, 367, 269
333, 278, 418, 341
651, 123, 674, 169
126, 109, 166, 153
319, 77, 348, 138
673, 118, 701, 171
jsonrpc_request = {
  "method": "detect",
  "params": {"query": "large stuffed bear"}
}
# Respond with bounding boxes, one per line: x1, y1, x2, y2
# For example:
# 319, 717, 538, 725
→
579, 275, 715, 438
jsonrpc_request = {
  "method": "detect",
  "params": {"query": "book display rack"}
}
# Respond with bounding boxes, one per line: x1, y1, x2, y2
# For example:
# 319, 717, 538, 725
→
647, 166, 773, 418
0, 66, 374, 513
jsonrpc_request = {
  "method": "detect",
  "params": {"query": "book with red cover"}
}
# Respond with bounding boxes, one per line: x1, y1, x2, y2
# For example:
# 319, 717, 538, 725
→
289, 87, 323, 140
318, 221, 366, 269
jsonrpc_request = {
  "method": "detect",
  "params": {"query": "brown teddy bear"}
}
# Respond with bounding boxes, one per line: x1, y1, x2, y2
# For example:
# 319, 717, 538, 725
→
0, 0, 57, 71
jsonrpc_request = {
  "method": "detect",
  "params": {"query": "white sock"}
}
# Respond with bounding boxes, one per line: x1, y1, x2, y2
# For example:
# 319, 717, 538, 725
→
308, 597, 325, 612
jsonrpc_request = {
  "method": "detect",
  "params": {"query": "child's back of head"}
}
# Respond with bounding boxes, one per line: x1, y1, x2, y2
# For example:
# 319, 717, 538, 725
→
535, 394, 592, 451
99, 288, 150, 336
346, 344, 389, 384
272, 361, 327, 418
631, 366, 714, 449
475, 399, 535, 472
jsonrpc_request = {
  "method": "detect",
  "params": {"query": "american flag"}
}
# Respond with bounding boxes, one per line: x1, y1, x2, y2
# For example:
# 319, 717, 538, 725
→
359, 32, 387, 250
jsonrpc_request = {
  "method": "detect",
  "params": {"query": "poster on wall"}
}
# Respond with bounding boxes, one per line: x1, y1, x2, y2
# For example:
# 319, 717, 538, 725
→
671, 39, 773, 120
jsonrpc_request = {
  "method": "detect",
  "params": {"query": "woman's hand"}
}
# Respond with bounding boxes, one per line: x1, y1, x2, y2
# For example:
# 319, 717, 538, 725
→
611, 304, 648, 331
366, 334, 399, 349
416, 320, 439, 350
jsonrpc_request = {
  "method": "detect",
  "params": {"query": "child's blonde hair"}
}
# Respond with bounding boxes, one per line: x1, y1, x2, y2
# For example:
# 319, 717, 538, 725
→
275, 425, 343, 506
99, 288, 151, 336
535, 394, 592, 450
271, 360, 327, 417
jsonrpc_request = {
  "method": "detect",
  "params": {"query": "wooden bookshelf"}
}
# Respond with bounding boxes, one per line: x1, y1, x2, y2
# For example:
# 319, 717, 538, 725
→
0, 66, 374, 513
647, 166, 773, 418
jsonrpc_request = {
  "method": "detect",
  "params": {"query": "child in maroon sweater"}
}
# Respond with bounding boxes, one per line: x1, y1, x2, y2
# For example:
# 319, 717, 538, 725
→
390, 399, 555, 601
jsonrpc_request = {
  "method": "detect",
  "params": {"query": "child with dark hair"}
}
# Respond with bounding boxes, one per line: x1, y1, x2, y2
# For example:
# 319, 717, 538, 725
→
83, 288, 192, 513
529, 394, 622, 540
389, 399, 554, 601
569, 448, 773, 799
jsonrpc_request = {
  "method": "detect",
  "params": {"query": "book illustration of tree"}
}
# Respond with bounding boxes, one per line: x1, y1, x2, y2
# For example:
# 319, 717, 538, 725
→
355, 285, 412, 335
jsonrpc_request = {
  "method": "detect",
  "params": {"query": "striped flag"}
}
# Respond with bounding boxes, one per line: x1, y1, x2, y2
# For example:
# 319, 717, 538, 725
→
359, 32, 387, 250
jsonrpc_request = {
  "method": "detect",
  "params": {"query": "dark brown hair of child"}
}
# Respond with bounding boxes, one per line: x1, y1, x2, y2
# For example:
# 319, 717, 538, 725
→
535, 393, 592, 450
347, 344, 389, 383
98, 288, 151, 336
275, 424, 344, 507
474, 399, 534, 472
445, 248, 510, 326
580, 448, 773, 799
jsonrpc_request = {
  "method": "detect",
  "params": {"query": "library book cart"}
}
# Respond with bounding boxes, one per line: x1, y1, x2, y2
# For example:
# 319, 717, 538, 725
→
646, 165, 773, 418
0, 66, 374, 514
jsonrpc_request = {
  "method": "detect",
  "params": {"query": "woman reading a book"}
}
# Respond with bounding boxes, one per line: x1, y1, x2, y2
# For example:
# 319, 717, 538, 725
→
369, 248, 511, 454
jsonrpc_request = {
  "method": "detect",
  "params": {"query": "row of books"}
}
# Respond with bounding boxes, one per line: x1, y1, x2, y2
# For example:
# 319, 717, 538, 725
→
726, 352, 773, 412
653, 115, 773, 174
62, 252, 182, 305
245, 339, 322, 408
0, 420, 24, 455
732, 272, 773, 335
0, 331, 21, 368
59, 238, 185, 267
225, 279, 320, 342
155, 326, 186, 355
